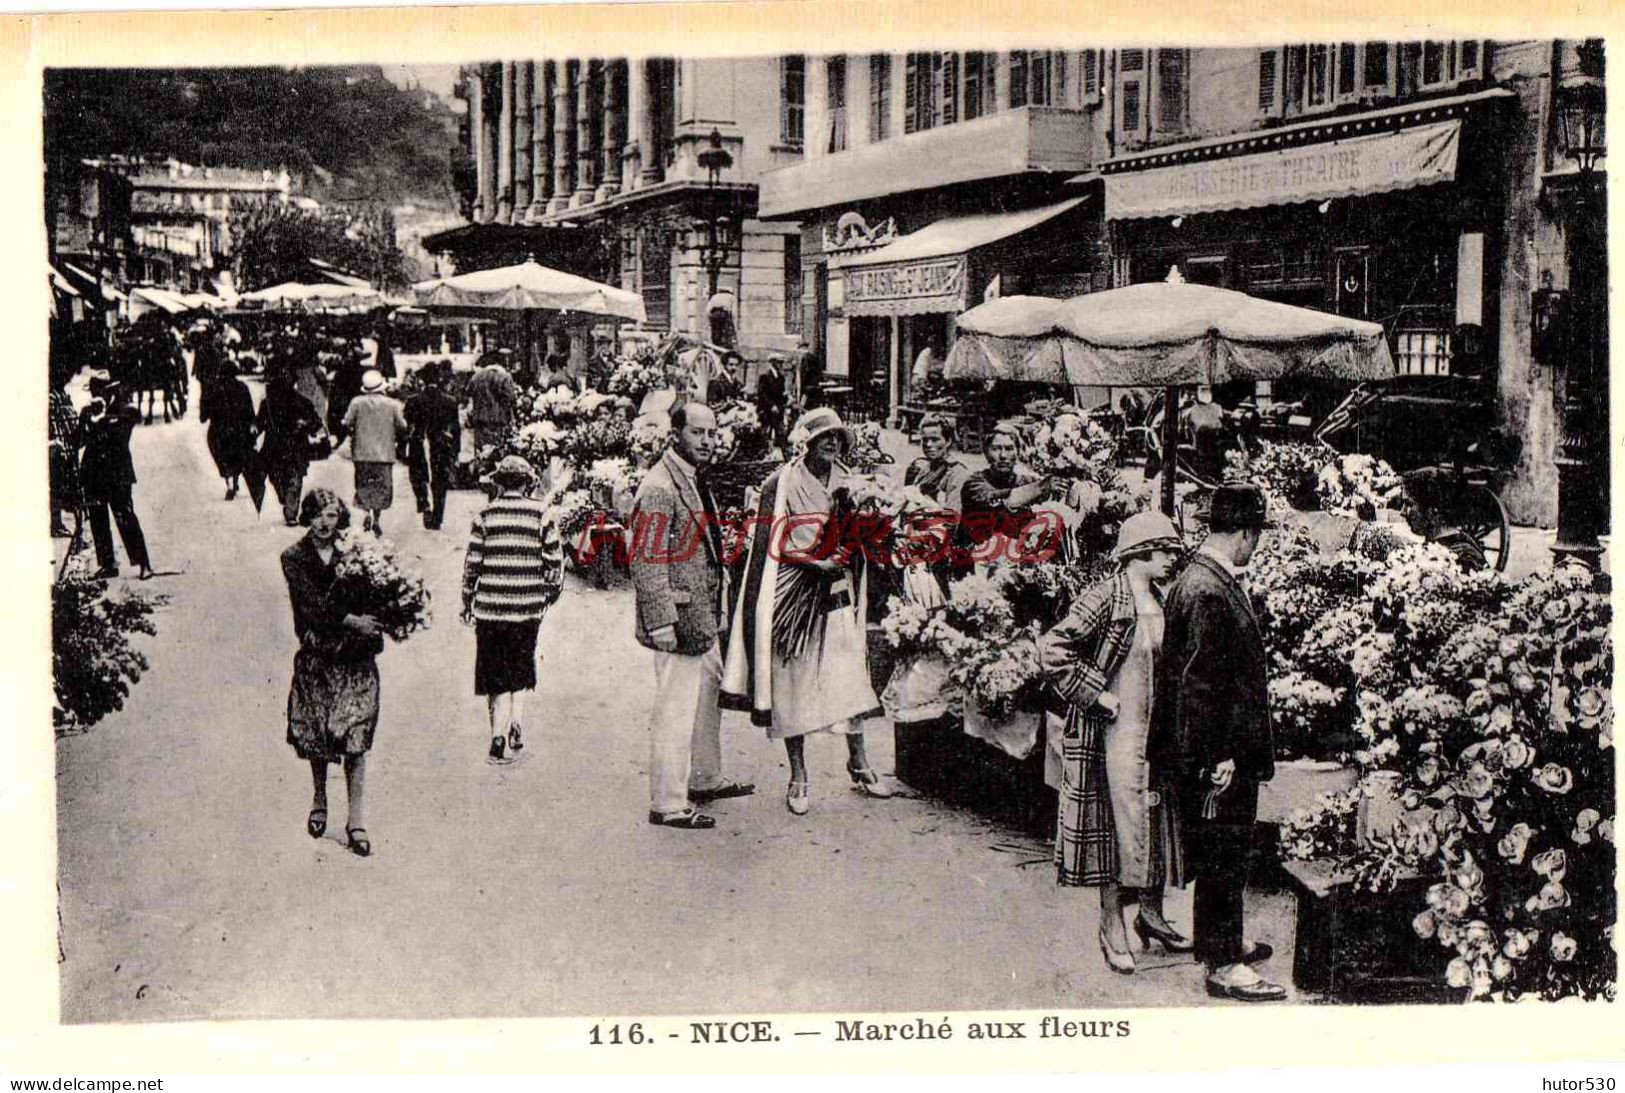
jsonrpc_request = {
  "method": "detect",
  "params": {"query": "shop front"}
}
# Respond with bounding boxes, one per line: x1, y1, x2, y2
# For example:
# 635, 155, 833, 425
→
817, 195, 1102, 423
1101, 90, 1514, 440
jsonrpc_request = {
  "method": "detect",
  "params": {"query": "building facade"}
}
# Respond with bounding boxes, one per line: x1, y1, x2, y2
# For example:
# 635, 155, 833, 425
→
457, 58, 806, 357
761, 42, 1606, 527
758, 51, 1111, 419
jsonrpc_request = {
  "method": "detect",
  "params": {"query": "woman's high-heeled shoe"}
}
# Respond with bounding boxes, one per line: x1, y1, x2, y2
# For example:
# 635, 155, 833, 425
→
846, 760, 894, 798
1099, 927, 1136, 975
786, 780, 810, 815
1134, 913, 1194, 953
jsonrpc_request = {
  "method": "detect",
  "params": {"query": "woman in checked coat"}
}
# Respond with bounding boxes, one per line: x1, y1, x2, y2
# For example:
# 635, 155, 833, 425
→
1038, 510, 1189, 976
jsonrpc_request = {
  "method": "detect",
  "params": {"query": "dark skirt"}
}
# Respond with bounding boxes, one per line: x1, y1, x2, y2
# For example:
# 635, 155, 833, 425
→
474, 619, 541, 695
287, 650, 380, 763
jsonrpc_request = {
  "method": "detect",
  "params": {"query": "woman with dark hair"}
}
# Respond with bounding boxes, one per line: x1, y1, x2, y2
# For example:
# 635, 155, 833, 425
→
281, 488, 384, 857
958, 422, 1058, 561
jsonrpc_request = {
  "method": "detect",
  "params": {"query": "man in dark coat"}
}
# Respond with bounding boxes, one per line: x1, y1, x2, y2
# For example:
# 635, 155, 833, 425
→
755, 353, 788, 454
257, 366, 326, 526
1152, 483, 1284, 1002
404, 361, 462, 530
78, 375, 155, 579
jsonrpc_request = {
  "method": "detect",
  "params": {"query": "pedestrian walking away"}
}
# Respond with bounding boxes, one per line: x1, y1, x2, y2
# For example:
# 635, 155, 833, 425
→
281, 488, 386, 858
463, 352, 520, 455
1151, 483, 1284, 1002
1039, 511, 1190, 976
755, 353, 789, 455
722, 407, 893, 815
630, 402, 755, 830
342, 369, 409, 536
77, 374, 155, 580
461, 455, 565, 765
199, 364, 258, 501
404, 360, 462, 530
257, 365, 327, 526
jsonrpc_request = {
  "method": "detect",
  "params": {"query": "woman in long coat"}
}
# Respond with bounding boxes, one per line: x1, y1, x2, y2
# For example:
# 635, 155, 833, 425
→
1038, 510, 1189, 974
722, 407, 895, 815
199, 367, 257, 500
281, 487, 384, 856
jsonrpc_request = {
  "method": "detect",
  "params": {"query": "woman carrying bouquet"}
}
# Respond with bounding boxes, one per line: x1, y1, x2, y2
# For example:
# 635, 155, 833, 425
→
722, 408, 895, 815
461, 455, 565, 765
281, 488, 385, 857
1038, 511, 1189, 974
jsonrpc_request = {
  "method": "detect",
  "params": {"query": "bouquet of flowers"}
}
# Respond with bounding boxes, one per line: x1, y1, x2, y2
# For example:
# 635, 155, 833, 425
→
333, 531, 432, 642
52, 552, 162, 735
844, 422, 892, 472
561, 412, 633, 467
628, 415, 672, 468
552, 486, 601, 545
511, 420, 568, 467
1227, 441, 1330, 512
606, 355, 671, 405
1029, 412, 1119, 484
1318, 453, 1405, 518
713, 400, 770, 462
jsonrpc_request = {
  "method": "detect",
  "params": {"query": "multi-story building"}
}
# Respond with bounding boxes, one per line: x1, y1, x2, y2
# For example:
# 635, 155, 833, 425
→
763, 41, 1606, 528
758, 51, 1110, 419
54, 156, 293, 296
456, 58, 805, 358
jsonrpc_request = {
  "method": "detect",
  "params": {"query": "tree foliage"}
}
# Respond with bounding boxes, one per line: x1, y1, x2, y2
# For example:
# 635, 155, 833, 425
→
44, 66, 458, 207
230, 200, 408, 291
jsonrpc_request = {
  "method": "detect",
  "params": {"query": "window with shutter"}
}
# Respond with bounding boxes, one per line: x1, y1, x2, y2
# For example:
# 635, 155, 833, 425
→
1459, 40, 1482, 79
903, 53, 918, 134
1363, 42, 1392, 91
1284, 45, 1307, 110
1421, 41, 1446, 87
1083, 49, 1101, 101
869, 54, 891, 141
1307, 44, 1331, 105
1337, 42, 1358, 98
1156, 49, 1187, 132
1030, 50, 1052, 106
1121, 78, 1142, 135
1009, 51, 1029, 108
1258, 48, 1280, 115
940, 52, 959, 125
964, 52, 985, 118
1121, 48, 1145, 73
780, 56, 805, 145
827, 56, 848, 152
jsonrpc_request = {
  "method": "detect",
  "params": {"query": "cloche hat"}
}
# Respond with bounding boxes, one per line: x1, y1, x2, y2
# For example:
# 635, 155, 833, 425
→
1112, 510, 1184, 562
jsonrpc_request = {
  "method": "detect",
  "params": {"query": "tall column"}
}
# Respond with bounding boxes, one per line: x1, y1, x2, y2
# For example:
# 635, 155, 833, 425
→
478, 64, 500, 222
598, 60, 624, 201
572, 59, 600, 206
469, 66, 491, 222
496, 60, 516, 222
621, 60, 644, 190
549, 60, 577, 214
638, 60, 663, 186
513, 62, 534, 217
530, 60, 554, 218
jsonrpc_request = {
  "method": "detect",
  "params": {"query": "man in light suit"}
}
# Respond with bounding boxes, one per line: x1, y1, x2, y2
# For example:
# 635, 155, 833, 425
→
630, 402, 755, 830
1152, 483, 1285, 1002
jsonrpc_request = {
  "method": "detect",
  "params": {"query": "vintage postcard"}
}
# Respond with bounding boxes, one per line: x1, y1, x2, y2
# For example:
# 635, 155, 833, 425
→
5, 0, 1623, 1078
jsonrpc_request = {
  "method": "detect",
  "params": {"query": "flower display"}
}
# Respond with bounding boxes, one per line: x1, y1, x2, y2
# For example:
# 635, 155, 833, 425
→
52, 552, 163, 735
628, 415, 673, 468
712, 399, 770, 462
1317, 452, 1405, 517
332, 531, 432, 642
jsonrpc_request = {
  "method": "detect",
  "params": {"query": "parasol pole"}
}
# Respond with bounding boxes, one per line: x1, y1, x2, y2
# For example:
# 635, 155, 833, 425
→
1160, 385, 1179, 517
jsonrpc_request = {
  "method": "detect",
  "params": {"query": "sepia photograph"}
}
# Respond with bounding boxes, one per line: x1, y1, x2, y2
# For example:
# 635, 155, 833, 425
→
28, 7, 1618, 1060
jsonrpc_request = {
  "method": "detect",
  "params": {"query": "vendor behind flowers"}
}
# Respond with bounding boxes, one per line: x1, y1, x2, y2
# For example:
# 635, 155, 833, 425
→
958, 421, 1061, 561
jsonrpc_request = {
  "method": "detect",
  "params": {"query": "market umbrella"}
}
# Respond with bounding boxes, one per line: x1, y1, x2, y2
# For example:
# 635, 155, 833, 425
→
241, 281, 386, 310
417, 258, 646, 323
946, 281, 1394, 386
945, 279, 1396, 514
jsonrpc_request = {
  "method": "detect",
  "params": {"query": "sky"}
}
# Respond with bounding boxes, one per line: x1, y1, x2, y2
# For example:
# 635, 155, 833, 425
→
381, 64, 461, 101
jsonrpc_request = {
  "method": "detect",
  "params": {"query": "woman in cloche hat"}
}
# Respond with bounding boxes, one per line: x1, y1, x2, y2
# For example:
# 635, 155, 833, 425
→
722, 407, 896, 815
1037, 510, 1191, 975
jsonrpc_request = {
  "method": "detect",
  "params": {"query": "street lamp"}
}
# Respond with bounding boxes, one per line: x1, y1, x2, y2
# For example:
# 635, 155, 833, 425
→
1552, 39, 1608, 567
696, 129, 736, 300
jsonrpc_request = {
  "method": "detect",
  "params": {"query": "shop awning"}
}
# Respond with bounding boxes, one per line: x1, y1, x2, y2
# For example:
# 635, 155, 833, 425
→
1104, 119, 1462, 221
840, 196, 1088, 318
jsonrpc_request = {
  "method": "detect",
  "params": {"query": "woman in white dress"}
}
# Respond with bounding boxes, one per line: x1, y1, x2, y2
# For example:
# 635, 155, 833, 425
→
722, 408, 896, 815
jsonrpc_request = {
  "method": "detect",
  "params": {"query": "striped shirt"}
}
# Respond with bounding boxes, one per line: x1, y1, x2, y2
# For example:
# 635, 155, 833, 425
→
462, 495, 565, 622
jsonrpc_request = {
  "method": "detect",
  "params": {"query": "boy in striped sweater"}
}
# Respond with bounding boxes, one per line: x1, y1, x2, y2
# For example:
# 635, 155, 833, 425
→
461, 455, 566, 764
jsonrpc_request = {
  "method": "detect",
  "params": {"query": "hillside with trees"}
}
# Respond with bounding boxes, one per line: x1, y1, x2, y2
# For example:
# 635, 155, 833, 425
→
44, 65, 459, 208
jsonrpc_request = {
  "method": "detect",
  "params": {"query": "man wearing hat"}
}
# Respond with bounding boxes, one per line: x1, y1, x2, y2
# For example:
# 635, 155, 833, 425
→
341, 370, 409, 536
404, 361, 462, 531
755, 353, 788, 454
78, 373, 154, 579
630, 401, 753, 830
1151, 482, 1285, 1002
